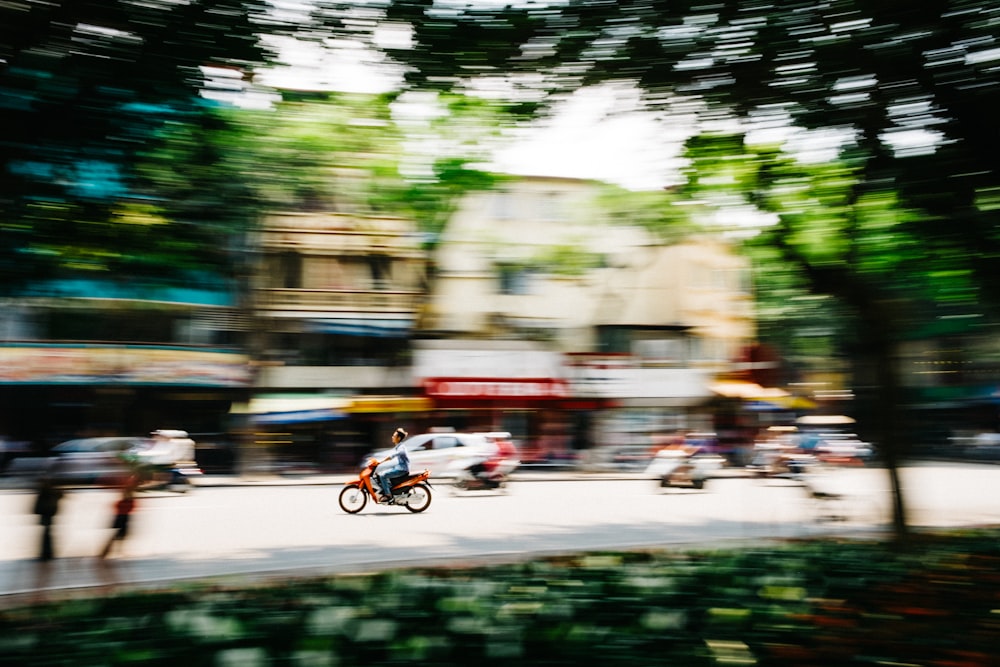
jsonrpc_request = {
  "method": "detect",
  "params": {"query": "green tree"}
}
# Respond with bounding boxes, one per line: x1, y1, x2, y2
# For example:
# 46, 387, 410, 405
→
0, 0, 279, 293
682, 133, 987, 536
227, 90, 407, 213
126, 104, 262, 283
384, 91, 521, 246
596, 185, 700, 244
211, 89, 501, 246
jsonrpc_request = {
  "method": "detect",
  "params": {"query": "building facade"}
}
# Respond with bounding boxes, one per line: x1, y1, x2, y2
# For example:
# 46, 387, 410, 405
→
417, 176, 756, 466
1, 176, 760, 473
239, 211, 431, 471
0, 279, 250, 469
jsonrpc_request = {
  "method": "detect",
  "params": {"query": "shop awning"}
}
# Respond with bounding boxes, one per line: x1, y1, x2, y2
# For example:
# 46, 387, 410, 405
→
345, 396, 433, 413
710, 381, 789, 400
796, 414, 856, 426
747, 395, 817, 411
231, 395, 350, 424
250, 409, 345, 425
305, 318, 413, 338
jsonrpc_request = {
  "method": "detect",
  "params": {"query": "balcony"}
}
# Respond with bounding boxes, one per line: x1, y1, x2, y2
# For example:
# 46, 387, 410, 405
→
256, 364, 414, 390
260, 213, 423, 256
254, 288, 423, 316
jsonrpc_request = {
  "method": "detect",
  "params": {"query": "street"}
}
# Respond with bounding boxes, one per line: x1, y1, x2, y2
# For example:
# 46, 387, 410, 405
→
1, 461, 997, 604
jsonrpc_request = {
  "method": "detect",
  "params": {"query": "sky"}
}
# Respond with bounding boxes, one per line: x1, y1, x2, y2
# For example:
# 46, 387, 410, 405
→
243, 7, 941, 192
250, 37, 693, 191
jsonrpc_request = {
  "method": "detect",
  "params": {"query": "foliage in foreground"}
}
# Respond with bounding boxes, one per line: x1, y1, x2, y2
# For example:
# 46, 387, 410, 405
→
1, 529, 998, 666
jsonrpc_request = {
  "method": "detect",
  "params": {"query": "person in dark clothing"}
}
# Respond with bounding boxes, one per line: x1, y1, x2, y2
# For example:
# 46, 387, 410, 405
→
100, 475, 139, 559
33, 475, 63, 561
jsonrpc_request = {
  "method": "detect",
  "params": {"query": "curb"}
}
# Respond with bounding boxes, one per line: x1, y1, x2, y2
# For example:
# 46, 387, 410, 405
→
190, 468, 756, 488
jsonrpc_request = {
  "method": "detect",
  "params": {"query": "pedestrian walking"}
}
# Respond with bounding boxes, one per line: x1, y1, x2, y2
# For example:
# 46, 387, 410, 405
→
100, 476, 138, 559
33, 474, 63, 561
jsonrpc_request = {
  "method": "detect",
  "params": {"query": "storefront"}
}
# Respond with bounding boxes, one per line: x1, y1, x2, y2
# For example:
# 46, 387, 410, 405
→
420, 377, 590, 463
231, 393, 436, 473
0, 343, 249, 455
564, 357, 718, 468
342, 395, 435, 467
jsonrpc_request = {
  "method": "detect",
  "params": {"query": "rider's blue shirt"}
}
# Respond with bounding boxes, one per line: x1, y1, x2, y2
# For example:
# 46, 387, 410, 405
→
392, 442, 410, 471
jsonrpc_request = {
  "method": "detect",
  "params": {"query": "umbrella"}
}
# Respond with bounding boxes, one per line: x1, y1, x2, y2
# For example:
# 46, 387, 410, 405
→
796, 415, 856, 425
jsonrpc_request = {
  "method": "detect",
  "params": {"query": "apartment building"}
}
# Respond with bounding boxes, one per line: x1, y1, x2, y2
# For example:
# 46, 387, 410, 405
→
240, 211, 431, 470
0, 277, 250, 460
415, 176, 756, 464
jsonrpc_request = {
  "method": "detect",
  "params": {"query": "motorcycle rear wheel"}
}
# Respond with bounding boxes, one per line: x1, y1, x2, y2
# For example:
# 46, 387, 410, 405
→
339, 484, 368, 513
401, 482, 432, 513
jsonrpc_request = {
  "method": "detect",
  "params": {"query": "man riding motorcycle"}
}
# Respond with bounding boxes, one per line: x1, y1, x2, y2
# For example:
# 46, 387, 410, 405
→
374, 428, 410, 503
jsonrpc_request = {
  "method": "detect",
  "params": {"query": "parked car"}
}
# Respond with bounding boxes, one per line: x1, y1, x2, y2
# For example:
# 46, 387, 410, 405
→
6, 437, 144, 487
363, 430, 497, 478
4, 432, 201, 490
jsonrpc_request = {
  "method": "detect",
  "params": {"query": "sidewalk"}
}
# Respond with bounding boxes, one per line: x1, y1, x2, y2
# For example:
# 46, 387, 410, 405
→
0, 464, 759, 494
191, 466, 755, 487
192, 471, 639, 488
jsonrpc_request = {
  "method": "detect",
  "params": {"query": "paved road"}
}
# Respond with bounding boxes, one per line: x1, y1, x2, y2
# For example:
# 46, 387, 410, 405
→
1, 462, 997, 608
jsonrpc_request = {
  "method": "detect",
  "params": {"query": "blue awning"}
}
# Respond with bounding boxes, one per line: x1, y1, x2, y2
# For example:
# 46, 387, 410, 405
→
305, 318, 413, 338
250, 409, 346, 425
19, 277, 236, 306
233, 395, 350, 425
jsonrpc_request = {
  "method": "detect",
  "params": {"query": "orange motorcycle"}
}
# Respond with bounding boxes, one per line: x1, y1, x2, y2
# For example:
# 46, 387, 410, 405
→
338, 458, 433, 513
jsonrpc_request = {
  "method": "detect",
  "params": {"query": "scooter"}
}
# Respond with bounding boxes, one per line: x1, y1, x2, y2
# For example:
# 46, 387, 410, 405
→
338, 457, 433, 514
124, 462, 201, 493
125, 431, 201, 493
451, 452, 519, 491
644, 448, 725, 490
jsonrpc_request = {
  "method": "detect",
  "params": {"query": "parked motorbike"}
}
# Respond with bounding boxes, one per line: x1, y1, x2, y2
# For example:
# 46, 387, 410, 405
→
338, 458, 433, 514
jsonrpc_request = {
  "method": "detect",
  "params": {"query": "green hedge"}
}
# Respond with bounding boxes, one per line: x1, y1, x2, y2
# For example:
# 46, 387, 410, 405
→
2, 529, 998, 666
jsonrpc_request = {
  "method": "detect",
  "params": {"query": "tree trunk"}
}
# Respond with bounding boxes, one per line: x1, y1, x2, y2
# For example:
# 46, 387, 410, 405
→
856, 302, 909, 542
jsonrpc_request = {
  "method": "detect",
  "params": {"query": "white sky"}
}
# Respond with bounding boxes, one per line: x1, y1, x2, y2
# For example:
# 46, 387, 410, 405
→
490, 88, 692, 190
252, 38, 693, 191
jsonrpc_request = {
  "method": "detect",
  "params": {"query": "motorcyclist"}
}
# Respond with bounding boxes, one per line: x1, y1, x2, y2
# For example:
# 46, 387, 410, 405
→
463, 435, 518, 487
375, 428, 410, 503
133, 429, 195, 467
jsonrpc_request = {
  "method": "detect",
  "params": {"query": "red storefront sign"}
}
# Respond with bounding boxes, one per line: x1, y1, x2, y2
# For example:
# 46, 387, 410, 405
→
423, 377, 570, 403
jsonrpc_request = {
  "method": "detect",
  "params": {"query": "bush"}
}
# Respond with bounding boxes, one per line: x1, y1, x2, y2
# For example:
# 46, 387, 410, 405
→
2, 528, 998, 666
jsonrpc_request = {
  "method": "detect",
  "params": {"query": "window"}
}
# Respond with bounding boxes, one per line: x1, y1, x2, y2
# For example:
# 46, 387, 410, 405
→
368, 254, 390, 289
633, 338, 684, 363
498, 265, 535, 295
279, 251, 302, 289
538, 191, 568, 221
494, 191, 514, 220
432, 436, 460, 450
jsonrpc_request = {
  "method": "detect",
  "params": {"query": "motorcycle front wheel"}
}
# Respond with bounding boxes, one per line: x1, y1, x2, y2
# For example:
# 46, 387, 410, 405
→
401, 483, 432, 513
339, 484, 368, 513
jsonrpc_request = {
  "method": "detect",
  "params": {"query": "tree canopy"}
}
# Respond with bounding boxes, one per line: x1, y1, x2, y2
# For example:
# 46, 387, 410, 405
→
0, 0, 277, 291
358, 0, 1000, 289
